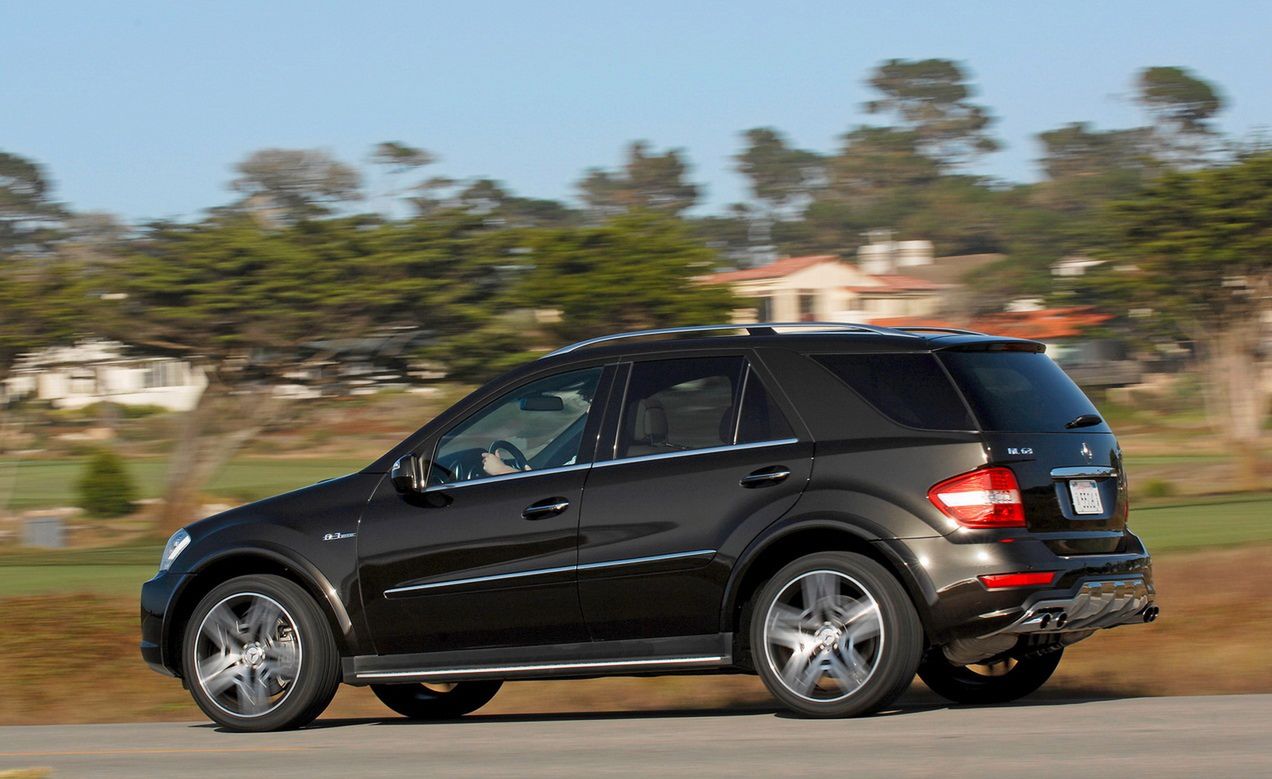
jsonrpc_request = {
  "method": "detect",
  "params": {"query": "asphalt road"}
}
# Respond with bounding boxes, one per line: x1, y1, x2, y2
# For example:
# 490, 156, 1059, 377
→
2, 694, 1270, 778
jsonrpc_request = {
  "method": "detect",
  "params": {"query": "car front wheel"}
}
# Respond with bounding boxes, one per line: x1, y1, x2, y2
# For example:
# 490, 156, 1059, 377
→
183, 574, 340, 732
751, 551, 922, 718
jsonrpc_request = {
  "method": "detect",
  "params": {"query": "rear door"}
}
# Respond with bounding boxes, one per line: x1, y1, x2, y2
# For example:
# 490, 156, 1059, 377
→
576, 353, 813, 641
938, 347, 1128, 554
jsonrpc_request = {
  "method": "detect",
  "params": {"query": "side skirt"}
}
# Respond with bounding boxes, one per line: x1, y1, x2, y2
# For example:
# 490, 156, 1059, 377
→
344, 633, 733, 685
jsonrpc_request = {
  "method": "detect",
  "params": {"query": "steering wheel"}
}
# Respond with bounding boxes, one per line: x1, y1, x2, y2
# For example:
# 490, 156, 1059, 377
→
488, 440, 529, 471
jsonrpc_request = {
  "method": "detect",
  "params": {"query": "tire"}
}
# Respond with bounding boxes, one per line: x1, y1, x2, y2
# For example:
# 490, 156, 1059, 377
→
371, 681, 503, 719
918, 647, 1063, 705
182, 574, 340, 732
750, 551, 922, 718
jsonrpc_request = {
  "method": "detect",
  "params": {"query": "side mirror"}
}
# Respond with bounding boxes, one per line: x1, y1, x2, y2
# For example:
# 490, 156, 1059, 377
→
390, 453, 426, 493
520, 394, 565, 412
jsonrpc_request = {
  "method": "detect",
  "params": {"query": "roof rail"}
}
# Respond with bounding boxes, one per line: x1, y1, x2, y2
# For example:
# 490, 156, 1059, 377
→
543, 321, 908, 358
889, 325, 986, 336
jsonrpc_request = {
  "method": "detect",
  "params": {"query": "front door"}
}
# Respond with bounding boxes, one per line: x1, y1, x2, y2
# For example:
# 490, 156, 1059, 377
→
577, 354, 813, 641
358, 365, 611, 655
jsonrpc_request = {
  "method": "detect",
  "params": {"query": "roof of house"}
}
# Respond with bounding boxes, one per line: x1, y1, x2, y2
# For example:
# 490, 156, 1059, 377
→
871, 306, 1114, 341
706, 255, 840, 283
846, 274, 948, 293
892, 253, 1005, 286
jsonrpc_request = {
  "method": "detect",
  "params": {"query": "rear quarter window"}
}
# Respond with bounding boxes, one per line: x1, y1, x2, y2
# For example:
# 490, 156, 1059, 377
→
813, 353, 974, 431
938, 350, 1106, 433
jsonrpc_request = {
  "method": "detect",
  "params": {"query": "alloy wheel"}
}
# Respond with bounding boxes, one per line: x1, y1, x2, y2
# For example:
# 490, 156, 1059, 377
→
762, 570, 884, 702
193, 592, 303, 718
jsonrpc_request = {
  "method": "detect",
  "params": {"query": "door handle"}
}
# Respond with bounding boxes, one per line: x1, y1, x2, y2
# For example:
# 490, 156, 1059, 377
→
522, 497, 570, 520
740, 466, 791, 488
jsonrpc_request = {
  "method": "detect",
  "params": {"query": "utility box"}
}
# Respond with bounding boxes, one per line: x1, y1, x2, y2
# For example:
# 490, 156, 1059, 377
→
22, 516, 65, 549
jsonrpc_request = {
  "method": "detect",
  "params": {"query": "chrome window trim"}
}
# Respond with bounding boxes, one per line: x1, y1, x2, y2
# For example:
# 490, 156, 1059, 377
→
593, 437, 799, 469
384, 548, 717, 597
356, 655, 728, 680
424, 462, 592, 493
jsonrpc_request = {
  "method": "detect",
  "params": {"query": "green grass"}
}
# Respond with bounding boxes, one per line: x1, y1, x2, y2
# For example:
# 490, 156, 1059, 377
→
1129, 495, 1272, 553
0, 564, 155, 597
0, 456, 370, 511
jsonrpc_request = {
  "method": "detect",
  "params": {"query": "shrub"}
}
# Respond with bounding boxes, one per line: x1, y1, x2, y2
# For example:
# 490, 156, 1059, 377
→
75, 449, 139, 518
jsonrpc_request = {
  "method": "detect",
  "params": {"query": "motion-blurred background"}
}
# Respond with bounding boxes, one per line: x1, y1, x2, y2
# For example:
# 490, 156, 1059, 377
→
0, 2, 1268, 724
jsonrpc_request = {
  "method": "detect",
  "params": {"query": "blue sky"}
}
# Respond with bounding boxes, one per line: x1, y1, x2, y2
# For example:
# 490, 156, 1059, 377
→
3, 1, 1270, 221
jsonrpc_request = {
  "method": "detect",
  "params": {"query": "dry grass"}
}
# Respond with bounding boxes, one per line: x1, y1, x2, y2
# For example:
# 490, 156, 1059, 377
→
1, 545, 1268, 726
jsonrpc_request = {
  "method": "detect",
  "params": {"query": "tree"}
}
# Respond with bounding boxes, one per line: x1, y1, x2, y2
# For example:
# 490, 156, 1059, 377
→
230, 148, 362, 224
107, 212, 518, 529
520, 212, 736, 343
1135, 67, 1225, 166
1093, 153, 1272, 487
735, 128, 824, 216
865, 58, 999, 167
578, 141, 700, 217
0, 150, 66, 255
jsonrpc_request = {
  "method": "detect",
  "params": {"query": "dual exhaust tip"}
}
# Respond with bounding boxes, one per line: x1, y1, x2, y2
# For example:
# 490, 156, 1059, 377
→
1038, 611, 1069, 630
1142, 605, 1160, 623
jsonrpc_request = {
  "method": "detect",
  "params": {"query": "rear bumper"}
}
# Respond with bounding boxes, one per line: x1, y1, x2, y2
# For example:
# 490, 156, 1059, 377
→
140, 570, 192, 677
877, 530, 1155, 643
980, 576, 1157, 637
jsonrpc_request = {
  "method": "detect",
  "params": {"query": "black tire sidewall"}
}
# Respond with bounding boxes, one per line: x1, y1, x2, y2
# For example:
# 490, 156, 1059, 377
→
182, 574, 340, 732
750, 551, 922, 718
370, 680, 503, 719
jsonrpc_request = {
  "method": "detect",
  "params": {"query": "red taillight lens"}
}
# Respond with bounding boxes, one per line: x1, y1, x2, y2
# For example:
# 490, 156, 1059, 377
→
978, 571, 1057, 589
928, 466, 1026, 528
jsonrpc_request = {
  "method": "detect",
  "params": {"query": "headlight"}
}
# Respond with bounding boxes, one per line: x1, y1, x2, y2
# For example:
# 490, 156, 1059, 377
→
159, 529, 191, 572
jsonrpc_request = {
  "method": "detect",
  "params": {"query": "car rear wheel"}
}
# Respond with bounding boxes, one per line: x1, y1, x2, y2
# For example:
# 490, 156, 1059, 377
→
183, 574, 340, 732
751, 552, 922, 718
918, 647, 1063, 705
371, 681, 503, 719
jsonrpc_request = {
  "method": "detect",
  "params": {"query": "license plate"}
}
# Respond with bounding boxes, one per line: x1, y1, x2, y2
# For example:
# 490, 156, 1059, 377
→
1068, 479, 1104, 515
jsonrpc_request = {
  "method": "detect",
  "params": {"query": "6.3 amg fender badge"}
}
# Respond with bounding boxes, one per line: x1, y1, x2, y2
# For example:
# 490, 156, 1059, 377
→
322, 532, 356, 542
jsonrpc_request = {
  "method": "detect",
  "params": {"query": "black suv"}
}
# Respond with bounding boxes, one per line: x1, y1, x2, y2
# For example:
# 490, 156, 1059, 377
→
141, 323, 1157, 731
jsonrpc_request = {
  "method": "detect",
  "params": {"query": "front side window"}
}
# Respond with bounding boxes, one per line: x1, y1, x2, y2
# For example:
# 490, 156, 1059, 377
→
431, 367, 603, 485
617, 357, 746, 458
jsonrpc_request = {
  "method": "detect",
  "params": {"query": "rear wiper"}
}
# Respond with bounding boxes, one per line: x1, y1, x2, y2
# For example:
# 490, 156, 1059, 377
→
1065, 414, 1103, 429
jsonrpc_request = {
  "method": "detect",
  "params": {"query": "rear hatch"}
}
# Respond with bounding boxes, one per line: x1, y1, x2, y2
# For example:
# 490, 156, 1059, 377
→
939, 346, 1128, 555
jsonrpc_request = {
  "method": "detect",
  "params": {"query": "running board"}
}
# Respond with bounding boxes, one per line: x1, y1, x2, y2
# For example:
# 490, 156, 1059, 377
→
345, 634, 733, 684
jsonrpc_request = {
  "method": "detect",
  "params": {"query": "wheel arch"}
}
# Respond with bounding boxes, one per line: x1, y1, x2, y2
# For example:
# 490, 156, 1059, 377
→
165, 547, 356, 677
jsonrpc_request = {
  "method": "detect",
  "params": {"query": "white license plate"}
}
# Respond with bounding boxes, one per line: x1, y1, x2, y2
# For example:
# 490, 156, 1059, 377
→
1068, 479, 1104, 515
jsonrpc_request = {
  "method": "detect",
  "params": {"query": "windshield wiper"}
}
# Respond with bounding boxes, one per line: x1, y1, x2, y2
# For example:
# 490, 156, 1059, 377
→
1065, 414, 1103, 429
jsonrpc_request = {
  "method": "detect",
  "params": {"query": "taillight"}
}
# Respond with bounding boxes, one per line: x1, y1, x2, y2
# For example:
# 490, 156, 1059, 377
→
978, 571, 1057, 589
928, 466, 1026, 528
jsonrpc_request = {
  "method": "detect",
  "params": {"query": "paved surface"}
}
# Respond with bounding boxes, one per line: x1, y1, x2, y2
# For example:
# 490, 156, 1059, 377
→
1, 695, 1270, 777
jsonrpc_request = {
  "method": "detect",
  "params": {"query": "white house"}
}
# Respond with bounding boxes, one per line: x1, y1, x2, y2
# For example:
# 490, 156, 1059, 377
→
3, 340, 207, 412
703, 254, 948, 323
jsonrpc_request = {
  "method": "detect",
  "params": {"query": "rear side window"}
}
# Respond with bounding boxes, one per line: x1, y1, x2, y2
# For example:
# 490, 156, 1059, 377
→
939, 351, 1104, 433
814, 353, 974, 431
619, 357, 745, 458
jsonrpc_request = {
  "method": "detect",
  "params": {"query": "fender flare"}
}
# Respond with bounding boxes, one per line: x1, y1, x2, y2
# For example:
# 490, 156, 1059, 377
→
167, 543, 358, 660
719, 514, 939, 633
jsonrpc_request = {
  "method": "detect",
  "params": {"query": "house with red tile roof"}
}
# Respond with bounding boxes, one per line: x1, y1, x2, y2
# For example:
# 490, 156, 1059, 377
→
702, 255, 949, 323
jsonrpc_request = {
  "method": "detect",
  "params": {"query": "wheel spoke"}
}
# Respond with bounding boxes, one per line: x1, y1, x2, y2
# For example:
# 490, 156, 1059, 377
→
766, 603, 813, 651
801, 572, 839, 619
264, 639, 300, 679
243, 598, 284, 642
200, 604, 242, 647
199, 656, 244, 697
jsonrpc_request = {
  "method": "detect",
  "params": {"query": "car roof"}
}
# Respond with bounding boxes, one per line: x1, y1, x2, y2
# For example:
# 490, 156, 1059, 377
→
530, 323, 1042, 371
